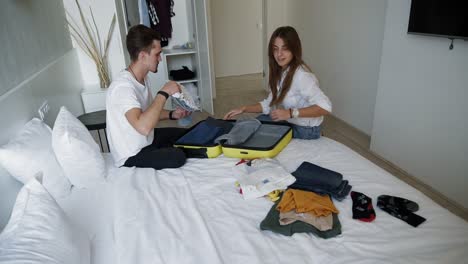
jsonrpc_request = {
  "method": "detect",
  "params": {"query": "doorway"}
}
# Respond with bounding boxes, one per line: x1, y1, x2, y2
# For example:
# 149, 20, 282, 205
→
209, 0, 265, 78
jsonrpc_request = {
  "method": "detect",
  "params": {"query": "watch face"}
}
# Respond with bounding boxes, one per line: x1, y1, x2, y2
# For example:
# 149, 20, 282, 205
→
293, 108, 300, 118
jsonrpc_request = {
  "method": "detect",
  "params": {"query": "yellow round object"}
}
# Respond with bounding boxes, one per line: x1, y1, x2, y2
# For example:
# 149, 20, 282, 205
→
267, 190, 282, 202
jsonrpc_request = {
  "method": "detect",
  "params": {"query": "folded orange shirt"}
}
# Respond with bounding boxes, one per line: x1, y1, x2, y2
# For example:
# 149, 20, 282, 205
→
276, 189, 339, 217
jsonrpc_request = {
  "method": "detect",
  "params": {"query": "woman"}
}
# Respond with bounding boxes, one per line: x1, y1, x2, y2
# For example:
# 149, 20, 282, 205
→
223, 26, 331, 139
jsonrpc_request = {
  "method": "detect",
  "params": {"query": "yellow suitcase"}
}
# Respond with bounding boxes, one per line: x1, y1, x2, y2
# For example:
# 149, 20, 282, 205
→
174, 120, 292, 159
220, 122, 292, 159
173, 141, 223, 158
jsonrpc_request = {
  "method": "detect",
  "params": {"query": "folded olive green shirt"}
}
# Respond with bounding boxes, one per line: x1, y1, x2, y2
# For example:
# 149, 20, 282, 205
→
260, 202, 342, 238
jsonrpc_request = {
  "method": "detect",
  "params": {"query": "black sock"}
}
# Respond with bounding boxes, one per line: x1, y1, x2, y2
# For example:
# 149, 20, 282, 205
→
351, 191, 376, 222
378, 195, 419, 212
377, 195, 426, 227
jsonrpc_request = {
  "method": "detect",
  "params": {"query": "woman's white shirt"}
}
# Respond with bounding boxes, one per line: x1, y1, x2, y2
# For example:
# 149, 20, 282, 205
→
259, 66, 332, 127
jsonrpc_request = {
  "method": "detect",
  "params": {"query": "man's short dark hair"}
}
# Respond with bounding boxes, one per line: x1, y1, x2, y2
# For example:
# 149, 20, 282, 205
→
126, 25, 161, 61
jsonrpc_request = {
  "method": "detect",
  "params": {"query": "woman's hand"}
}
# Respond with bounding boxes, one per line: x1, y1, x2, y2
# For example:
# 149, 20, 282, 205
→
223, 106, 245, 120
172, 107, 191, 119
270, 109, 291, 121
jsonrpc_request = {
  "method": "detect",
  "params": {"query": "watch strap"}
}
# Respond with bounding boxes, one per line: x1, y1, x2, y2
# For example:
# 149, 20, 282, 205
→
157, 90, 169, 100
169, 110, 176, 120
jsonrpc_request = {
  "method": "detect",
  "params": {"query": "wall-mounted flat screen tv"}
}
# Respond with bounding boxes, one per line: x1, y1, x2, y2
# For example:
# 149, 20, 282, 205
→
408, 0, 468, 40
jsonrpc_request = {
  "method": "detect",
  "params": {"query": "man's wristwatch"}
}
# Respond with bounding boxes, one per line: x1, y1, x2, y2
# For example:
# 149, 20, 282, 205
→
291, 108, 300, 118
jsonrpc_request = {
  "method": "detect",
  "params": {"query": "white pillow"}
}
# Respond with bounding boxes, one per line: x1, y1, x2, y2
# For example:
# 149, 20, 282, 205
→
0, 118, 71, 198
52, 106, 106, 188
0, 174, 90, 264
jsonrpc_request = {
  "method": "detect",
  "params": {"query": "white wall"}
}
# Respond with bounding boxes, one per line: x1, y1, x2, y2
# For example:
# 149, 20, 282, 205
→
0, 0, 72, 96
63, 0, 126, 88
210, 0, 263, 77
283, 0, 387, 135
371, 0, 468, 208
0, 0, 84, 131
0, 50, 85, 140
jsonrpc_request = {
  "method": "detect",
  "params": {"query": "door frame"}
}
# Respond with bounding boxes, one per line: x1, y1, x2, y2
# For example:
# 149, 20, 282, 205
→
262, 0, 268, 89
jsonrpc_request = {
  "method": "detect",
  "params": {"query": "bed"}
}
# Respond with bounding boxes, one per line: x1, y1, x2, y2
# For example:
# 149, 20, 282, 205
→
56, 137, 468, 264
1, 112, 467, 264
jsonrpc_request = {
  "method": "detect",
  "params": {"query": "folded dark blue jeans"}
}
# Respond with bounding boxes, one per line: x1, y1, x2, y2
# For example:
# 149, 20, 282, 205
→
290, 162, 343, 189
289, 162, 351, 200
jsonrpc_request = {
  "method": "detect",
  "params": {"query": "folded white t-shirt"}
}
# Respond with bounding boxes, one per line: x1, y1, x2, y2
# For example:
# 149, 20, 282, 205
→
233, 159, 296, 200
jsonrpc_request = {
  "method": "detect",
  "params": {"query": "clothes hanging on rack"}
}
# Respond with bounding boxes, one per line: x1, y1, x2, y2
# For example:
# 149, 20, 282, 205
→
146, 0, 175, 47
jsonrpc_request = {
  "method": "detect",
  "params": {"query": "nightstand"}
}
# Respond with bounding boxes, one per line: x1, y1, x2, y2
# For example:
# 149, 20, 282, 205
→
77, 110, 108, 152
81, 86, 107, 114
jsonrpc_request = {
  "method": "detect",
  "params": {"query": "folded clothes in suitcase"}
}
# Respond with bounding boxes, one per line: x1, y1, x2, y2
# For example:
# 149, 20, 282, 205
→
174, 118, 292, 159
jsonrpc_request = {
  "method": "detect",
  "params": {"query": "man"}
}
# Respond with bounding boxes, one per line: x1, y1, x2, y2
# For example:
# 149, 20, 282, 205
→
106, 25, 190, 170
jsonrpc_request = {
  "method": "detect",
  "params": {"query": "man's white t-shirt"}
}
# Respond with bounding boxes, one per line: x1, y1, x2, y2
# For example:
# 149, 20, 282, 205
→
106, 70, 154, 166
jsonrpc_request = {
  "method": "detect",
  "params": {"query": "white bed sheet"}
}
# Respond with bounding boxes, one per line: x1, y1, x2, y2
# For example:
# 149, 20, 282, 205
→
58, 137, 468, 264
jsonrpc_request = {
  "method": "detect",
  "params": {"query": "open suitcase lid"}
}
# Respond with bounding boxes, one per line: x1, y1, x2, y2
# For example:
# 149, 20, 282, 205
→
220, 121, 291, 150
174, 119, 293, 159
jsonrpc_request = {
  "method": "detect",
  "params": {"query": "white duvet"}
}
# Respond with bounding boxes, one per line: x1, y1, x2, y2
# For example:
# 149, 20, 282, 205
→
58, 137, 468, 264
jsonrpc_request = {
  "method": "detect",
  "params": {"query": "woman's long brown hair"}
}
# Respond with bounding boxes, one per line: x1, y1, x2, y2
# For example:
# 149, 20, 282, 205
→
268, 26, 311, 107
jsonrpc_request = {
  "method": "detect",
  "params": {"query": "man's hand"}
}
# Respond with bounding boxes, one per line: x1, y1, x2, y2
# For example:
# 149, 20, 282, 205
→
161, 81, 181, 95
270, 109, 291, 121
172, 107, 191, 120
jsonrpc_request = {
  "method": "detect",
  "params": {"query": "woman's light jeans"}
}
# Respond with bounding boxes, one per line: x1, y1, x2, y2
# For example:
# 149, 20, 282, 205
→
255, 114, 321, 140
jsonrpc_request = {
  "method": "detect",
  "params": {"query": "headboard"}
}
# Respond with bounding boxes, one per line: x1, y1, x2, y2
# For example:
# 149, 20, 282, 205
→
0, 49, 84, 231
